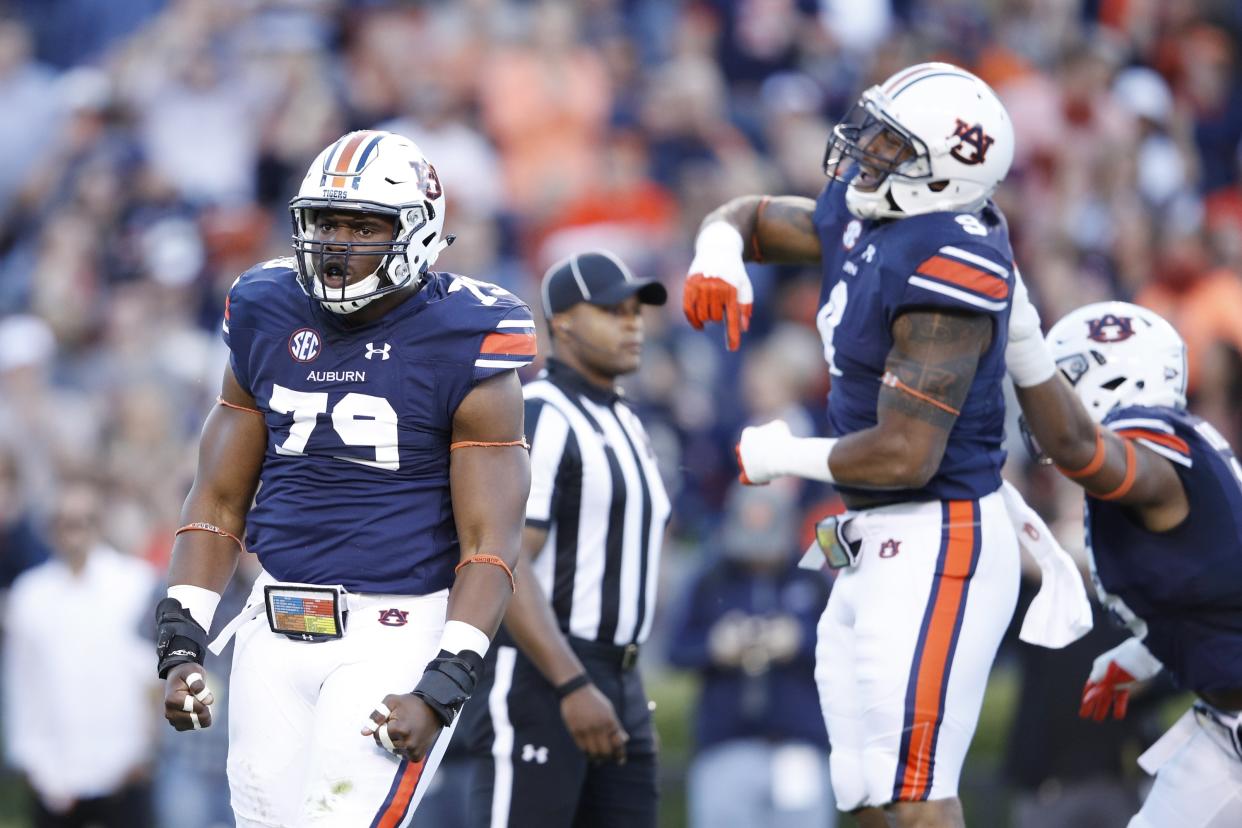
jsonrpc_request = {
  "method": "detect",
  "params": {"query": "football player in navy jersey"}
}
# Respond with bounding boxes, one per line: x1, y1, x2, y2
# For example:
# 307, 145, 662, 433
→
1007, 291, 1242, 827
683, 63, 1022, 827
153, 130, 538, 827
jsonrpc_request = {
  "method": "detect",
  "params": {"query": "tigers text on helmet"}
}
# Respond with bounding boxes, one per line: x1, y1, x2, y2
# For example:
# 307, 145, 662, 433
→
823, 62, 1014, 221
1047, 301, 1188, 422
290, 130, 449, 314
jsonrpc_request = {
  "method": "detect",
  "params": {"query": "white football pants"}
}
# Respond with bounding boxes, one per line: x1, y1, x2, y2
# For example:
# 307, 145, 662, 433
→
226, 572, 457, 828
1130, 706, 1242, 828
815, 491, 1019, 810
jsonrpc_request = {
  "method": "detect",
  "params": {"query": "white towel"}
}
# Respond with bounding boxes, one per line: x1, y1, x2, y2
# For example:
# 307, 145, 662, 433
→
1000, 481, 1094, 648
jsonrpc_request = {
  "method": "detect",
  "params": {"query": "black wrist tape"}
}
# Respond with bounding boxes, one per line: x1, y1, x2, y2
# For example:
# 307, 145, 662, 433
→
554, 673, 592, 700
155, 597, 208, 679
412, 649, 484, 727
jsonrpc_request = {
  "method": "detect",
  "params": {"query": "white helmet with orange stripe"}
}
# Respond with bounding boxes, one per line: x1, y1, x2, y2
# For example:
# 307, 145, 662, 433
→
824, 62, 1014, 220
1046, 301, 1188, 422
290, 130, 450, 314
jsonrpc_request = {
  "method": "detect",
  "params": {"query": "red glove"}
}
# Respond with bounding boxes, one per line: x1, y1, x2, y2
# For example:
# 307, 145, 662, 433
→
1079, 637, 1163, 721
683, 223, 753, 351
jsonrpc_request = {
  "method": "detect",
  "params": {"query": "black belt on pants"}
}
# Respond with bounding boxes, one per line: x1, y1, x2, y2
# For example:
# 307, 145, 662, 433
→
568, 636, 640, 671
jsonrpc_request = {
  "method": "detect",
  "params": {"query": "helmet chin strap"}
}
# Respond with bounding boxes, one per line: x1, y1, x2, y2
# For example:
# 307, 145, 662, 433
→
306, 230, 453, 314
845, 180, 900, 220
424, 234, 454, 269
315, 269, 384, 315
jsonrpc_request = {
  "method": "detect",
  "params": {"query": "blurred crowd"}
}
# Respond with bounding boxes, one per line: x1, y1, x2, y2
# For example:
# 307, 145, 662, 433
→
2, 0, 1242, 826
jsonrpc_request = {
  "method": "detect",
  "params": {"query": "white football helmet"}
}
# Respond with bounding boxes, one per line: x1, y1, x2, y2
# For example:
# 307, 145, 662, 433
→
290, 130, 449, 314
1047, 301, 1188, 421
824, 62, 1014, 220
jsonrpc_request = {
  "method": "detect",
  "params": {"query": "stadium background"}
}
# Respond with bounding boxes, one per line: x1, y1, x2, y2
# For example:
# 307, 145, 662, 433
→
2, 0, 1241, 825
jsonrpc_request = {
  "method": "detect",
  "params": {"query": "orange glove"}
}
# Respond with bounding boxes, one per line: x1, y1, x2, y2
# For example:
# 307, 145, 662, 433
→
683, 223, 753, 351
1080, 637, 1162, 721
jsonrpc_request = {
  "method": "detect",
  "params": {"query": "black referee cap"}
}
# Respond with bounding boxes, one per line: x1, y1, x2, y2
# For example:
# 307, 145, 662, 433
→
541, 251, 667, 317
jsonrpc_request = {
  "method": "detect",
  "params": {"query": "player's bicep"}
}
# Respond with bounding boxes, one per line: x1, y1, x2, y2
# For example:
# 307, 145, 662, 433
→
185, 363, 266, 516
753, 196, 821, 264
450, 371, 531, 558
876, 309, 991, 455
221, 359, 258, 409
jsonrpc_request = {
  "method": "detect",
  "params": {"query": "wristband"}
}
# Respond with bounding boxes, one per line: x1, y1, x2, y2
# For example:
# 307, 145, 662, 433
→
155, 597, 208, 679
695, 221, 745, 260
412, 649, 484, 727
167, 584, 222, 633
1007, 332, 1057, 388
555, 673, 593, 700
440, 620, 490, 659
770, 436, 838, 483
737, 420, 838, 484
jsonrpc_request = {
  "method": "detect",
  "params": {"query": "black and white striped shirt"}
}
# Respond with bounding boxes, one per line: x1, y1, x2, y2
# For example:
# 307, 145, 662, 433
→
522, 359, 670, 647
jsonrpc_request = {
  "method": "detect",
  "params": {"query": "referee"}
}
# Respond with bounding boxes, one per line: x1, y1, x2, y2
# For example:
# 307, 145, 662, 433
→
463, 250, 671, 828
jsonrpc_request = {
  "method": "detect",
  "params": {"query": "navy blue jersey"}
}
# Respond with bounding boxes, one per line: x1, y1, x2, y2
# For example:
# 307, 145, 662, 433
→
812, 182, 1013, 502
222, 259, 536, 595
1086, 405, 1242, 693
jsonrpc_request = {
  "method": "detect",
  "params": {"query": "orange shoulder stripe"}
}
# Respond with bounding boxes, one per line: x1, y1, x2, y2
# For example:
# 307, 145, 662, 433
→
916, 255, 1009, 299
481, 331, 537, 356
1114, 428, 1190, 456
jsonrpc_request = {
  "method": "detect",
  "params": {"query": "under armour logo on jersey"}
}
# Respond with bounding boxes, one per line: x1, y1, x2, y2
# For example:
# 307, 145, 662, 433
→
377, 609, 408, 627
949, 119, 995, 166
1087, 315, 1135, 343
365, 342, 391, 360
879, 539, 902, 558
521, 744, 549, 764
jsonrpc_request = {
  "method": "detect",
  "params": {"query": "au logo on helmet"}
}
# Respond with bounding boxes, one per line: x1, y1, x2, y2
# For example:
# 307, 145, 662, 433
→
949, 119, 995, 165
1087, 314, 1135, 343
409, 159, 442, 200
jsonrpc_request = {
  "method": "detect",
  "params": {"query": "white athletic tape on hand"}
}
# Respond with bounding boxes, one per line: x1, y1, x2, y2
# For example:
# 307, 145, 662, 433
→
185, 672, 213, 704
182, 694, 202, 730
378, 722, 396, 753
363, 702, 392, 736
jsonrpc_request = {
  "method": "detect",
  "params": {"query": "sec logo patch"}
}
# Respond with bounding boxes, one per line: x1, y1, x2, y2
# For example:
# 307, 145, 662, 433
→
289, 328, 322, 363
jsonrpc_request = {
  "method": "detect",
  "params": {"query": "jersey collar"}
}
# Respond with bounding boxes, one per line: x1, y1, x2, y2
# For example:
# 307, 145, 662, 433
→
546, 358, 623, 406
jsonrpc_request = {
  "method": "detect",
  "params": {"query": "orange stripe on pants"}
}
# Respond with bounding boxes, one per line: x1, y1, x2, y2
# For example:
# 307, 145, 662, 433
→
374, 756, 427, 828
897, 500, 976, 801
